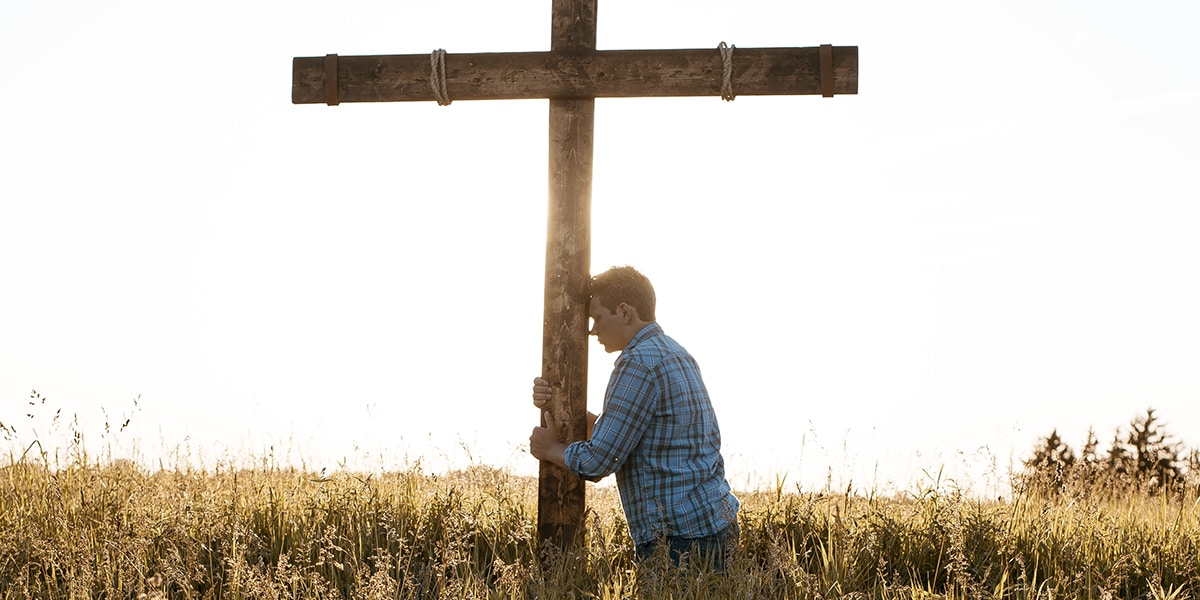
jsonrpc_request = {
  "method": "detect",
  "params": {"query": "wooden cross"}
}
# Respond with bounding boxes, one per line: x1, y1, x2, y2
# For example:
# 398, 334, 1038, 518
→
293, 0, 857, 552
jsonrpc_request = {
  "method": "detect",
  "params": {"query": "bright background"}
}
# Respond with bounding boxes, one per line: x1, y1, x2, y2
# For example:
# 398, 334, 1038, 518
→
3, 1, 1198, 497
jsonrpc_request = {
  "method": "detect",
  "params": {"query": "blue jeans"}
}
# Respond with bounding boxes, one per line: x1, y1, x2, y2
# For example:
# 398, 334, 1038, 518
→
634, 522, 738, 571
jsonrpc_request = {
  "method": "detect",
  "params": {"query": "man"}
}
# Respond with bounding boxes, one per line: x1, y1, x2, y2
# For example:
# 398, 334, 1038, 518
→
529, 266, 739, 570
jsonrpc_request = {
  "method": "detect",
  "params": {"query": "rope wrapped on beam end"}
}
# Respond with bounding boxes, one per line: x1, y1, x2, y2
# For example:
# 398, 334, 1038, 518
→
431, 49, 452, 106
324, 54, 339, 106
819, 44, 834, 98
717, 42, 736, 101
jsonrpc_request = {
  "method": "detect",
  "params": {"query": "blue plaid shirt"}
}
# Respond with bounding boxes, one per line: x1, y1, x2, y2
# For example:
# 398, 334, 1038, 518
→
563, 323, 739, 545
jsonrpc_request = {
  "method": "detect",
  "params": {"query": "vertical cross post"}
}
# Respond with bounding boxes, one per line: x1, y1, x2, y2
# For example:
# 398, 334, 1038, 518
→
538, 0, 595, 553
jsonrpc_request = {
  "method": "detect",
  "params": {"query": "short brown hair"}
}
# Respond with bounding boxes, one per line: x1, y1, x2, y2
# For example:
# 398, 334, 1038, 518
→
589, 266, 656, 322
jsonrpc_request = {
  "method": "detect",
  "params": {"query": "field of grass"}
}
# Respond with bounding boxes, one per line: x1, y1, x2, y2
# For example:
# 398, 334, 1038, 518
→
3, 452, 1199, 600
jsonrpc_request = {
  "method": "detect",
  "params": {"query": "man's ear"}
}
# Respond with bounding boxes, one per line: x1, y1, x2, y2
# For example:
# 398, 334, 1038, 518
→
619, 302, 636, 323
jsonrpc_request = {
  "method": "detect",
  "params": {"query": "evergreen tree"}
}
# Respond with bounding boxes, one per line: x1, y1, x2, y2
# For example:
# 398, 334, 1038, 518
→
1025, 429, 1076, 471
1022, 429, 1077, 492
1104, 432, 1132, 480
1124, 408, 1182, 491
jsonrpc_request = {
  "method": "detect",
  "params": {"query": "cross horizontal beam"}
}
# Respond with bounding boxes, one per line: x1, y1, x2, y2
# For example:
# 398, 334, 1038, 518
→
293, 46, 857, 104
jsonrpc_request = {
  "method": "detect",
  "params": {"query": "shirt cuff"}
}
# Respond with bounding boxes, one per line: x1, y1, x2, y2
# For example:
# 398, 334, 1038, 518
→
561, 441, 579, 474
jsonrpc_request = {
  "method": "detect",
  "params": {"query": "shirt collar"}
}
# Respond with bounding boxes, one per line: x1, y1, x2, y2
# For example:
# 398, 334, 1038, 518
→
622, 322, 662, 353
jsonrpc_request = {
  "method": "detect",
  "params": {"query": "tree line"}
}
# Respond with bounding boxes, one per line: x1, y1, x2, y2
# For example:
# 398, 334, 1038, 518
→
1021, 407, 1200, 495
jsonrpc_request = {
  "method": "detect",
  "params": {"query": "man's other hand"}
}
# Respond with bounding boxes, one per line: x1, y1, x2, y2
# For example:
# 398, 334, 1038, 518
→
532, 377, 553, 410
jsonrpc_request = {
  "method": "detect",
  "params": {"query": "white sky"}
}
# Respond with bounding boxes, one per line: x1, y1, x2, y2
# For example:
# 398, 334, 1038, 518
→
2, 1, 1198, 497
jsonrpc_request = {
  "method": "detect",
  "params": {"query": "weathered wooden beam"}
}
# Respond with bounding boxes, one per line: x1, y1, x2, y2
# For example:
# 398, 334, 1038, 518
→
536, 0, 595, 557
292, 46, 858, 104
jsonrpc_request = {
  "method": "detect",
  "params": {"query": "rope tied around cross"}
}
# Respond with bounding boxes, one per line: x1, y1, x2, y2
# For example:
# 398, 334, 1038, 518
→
718, 42, 736, 101
430, 48, 451, 106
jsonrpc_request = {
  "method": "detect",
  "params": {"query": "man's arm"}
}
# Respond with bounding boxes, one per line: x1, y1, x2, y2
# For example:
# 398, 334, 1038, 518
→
559, 361, 659, 480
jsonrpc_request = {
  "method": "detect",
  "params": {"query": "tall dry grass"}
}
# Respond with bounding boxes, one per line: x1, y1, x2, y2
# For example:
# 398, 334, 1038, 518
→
3, 453, 1198, 599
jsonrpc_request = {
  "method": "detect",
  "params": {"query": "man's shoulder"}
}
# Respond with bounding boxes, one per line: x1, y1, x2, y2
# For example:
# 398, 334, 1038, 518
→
620, 326, 691, 368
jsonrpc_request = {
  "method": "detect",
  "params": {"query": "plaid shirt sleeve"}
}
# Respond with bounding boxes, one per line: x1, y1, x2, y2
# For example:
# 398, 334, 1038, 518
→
562, 357, 659, 480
